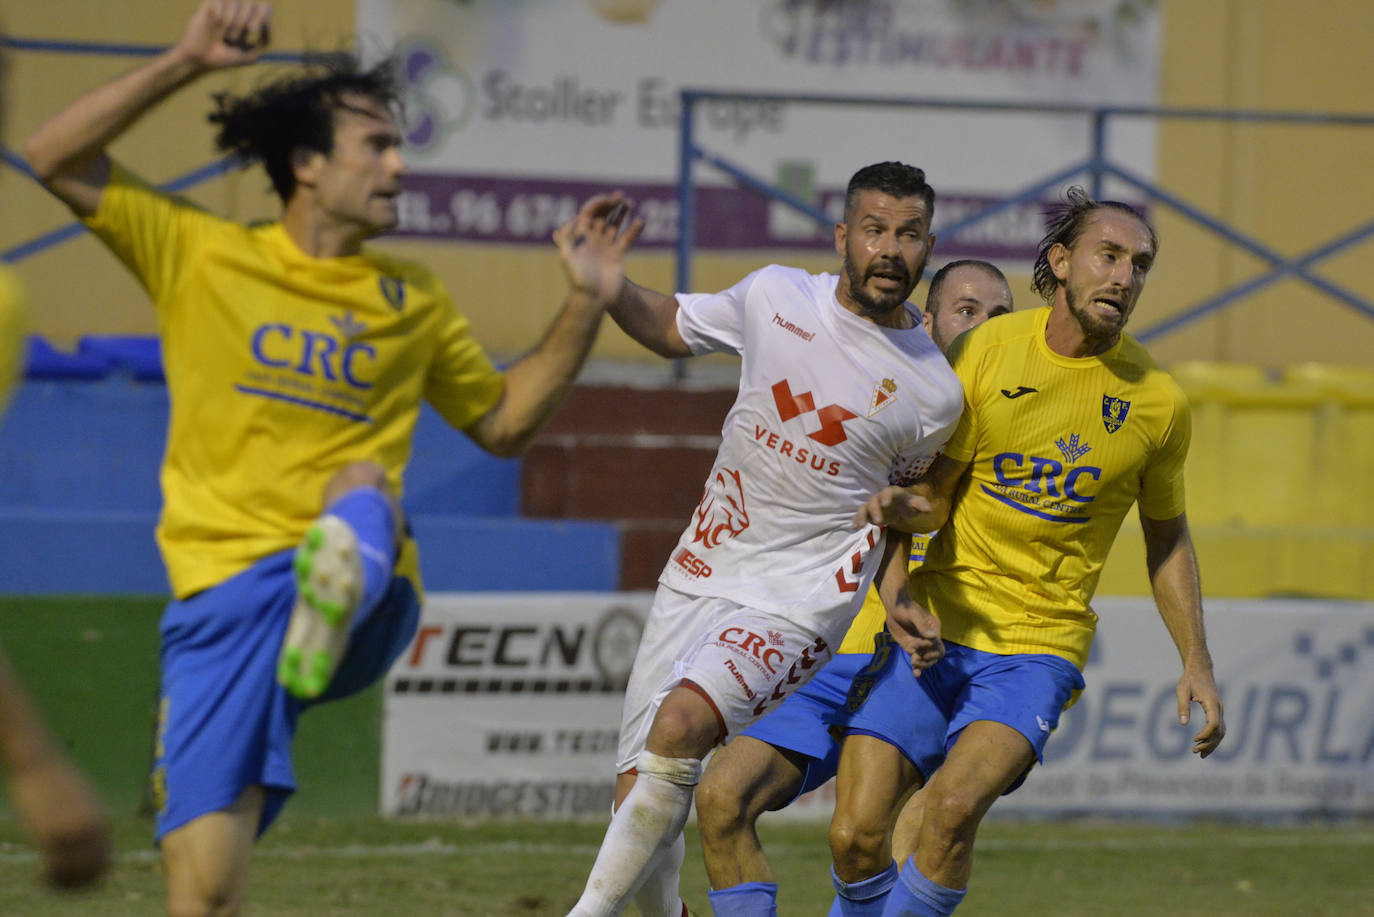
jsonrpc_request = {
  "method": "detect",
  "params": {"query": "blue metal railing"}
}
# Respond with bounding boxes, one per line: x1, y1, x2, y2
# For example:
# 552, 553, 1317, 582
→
0, 36, 306, 266
674, 89, 1374, 344
5, 38, 1371, 346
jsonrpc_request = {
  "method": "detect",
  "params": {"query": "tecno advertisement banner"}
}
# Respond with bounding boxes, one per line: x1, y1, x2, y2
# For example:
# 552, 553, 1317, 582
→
358, 0, 1161, 261
382, 593, 649, 819
384, 595, 1374, 820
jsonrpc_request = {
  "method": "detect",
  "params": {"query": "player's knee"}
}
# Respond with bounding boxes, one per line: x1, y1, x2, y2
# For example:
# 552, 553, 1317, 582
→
923, 785, 984, 845
828, 811, 887, 876
167, 885, 242, 917
695, 770, 750, 840
646, 692, 721, 758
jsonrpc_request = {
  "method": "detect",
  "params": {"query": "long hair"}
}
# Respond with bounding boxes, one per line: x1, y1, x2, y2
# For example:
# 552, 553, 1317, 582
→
208, 53, 402, 202
1031, 186, 1157, 302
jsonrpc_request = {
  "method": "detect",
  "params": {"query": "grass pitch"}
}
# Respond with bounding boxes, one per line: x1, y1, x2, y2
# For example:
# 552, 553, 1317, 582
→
1, 815, 1371, 916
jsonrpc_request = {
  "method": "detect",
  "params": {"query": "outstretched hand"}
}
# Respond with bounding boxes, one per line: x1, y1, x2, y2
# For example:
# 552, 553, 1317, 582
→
178, 1, 273, 71
553, 192, 644, 305
887, 601, 944, 675
852, 485, 934, 532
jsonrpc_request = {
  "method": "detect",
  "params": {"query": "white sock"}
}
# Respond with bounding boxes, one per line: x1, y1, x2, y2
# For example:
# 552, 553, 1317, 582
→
634, 831, 686, 917
568, 752, 701, 917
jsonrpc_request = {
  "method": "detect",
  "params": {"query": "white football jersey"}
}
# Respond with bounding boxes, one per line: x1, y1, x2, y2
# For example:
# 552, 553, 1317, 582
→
660, 265, 963, 639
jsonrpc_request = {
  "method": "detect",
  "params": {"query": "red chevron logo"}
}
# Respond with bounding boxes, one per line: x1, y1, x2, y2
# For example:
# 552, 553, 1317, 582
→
771, 380, 815, 421
834, 532, 878, 593
835, 569, 859, 592
809, 404, 859, 446
770, 379, 857, 446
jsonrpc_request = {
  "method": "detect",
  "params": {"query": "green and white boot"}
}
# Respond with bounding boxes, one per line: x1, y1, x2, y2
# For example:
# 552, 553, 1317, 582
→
277, 515, 363, 700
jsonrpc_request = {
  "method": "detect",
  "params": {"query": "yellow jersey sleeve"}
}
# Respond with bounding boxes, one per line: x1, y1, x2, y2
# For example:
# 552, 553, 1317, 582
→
937, 330, 980, 464
1136, 379, 1190, 520
424, 289, 505, 431
81, 163, 218, 306
0, 269, 29, 414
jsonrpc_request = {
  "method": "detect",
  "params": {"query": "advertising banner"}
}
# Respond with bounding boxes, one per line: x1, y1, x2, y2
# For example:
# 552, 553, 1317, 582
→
782, 597, 1374, 820
358, 0, 1162, 260
381, 592, 649, 818
383, 595, 1374, 821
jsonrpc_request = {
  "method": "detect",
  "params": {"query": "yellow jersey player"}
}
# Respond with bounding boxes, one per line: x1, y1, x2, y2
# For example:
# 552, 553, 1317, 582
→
0, 36, 111, 893
832, 188, 1227, 917
695, 260, 1012, 917
22, 3, 639, 914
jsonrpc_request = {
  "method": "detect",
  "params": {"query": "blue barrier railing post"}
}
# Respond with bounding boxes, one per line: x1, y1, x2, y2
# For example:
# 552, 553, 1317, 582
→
1090, 110, 1107, 199
675, 91, 696, 303
673, 91, 699, 382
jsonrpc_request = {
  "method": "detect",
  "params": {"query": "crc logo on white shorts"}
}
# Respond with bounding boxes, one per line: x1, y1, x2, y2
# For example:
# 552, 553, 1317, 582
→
718, 626, 785, 675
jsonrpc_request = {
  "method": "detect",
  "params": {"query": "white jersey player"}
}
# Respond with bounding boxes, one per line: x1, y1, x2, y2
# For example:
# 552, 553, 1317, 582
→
555, 162, 962, 917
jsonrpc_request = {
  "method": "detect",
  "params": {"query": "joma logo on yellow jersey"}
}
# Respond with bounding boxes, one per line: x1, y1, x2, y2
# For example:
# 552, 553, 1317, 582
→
250, 323, 377, 390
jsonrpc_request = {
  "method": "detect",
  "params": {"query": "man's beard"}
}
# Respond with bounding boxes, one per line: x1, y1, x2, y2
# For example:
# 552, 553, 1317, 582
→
1064, 283, 1128, 340
844, 254, 924, 320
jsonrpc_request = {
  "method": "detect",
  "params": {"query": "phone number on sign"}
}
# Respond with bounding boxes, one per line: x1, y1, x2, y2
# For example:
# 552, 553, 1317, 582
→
395, 189, 680, 244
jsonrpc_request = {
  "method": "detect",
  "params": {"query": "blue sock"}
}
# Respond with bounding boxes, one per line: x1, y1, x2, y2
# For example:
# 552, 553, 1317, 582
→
709, 881, 778, 917
881, 857, 966, 916
829, 861, 898, 916
323, 487, 396, 621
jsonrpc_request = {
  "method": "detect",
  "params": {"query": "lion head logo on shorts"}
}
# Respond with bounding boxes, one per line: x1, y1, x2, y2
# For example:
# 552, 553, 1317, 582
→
692, 467, 750, 548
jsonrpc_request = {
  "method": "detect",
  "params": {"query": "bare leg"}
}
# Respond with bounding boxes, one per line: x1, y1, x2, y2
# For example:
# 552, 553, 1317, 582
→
911, 720, 1034, 890
890, 784, 927, 867
696, 736, 808, 888
828, 734, 922, 883
161, 785, 264, 917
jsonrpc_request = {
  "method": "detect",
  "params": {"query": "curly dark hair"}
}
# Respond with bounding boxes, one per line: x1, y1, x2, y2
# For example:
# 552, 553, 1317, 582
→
844, 161, 935, 222
1031, 186, 1157, 302
208, 52, 402, 203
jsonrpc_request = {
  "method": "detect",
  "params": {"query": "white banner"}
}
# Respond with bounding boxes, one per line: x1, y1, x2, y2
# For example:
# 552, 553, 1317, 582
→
384, 595, 1374, 820
358, 0, 1161, 258
381, 592, 650, 819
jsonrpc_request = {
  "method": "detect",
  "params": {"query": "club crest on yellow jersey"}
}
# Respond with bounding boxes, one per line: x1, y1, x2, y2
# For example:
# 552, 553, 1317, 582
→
1102, 395, 1131, 433
379, 276, 406, 310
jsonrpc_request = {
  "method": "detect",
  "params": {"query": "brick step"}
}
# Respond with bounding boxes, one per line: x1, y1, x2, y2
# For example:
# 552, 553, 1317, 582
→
617, 520, 687, 591
526, 384, 736, 590
538, 385, 735, 436
521, 440, 717, 521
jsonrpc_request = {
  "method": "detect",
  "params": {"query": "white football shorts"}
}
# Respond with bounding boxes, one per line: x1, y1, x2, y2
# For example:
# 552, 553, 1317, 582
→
615, 585, 836, 772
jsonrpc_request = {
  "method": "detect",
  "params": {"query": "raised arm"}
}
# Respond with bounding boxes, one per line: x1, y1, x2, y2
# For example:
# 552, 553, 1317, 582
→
852, 452, 969, 534
463, 192, 644, 457
605, 279, 691, 359
23, 0, 272, 216
1140, 510, 1225, 758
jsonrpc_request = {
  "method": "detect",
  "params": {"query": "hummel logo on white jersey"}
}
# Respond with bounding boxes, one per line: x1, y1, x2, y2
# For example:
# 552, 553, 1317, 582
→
1036, 715, 1051, 733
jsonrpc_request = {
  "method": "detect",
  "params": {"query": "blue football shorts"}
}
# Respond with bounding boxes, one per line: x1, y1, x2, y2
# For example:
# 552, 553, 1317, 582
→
738, 652, 871, 804
151, 546, 418, 841
841, 634, 1084, 791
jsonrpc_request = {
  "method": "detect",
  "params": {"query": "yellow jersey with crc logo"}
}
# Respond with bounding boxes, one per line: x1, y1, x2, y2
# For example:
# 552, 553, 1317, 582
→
83, 165, 504, 598
915, 306, 1189, 669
